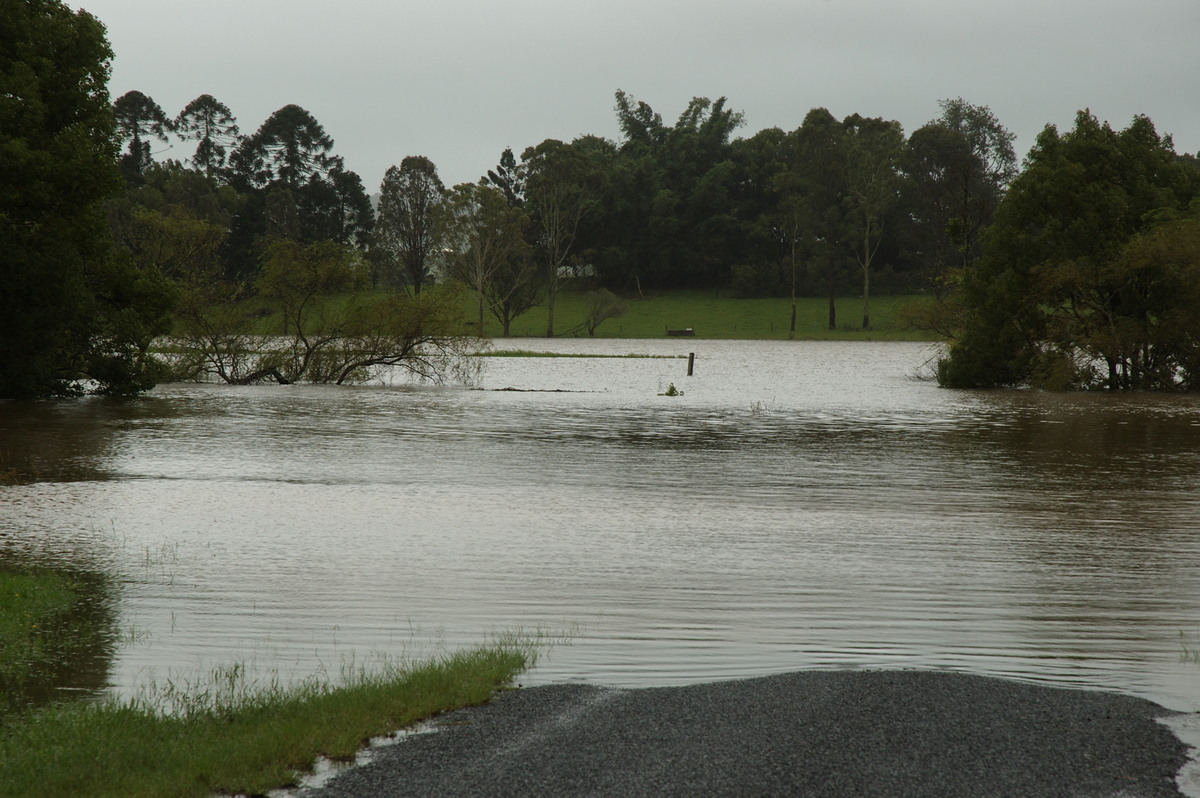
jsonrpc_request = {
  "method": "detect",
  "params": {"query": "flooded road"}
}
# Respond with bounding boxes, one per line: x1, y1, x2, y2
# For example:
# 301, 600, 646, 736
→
3, 340, 1200, 710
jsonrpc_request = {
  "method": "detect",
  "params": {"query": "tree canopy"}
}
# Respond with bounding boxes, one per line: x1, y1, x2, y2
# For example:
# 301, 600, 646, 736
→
1, 0, 173, 398
937, 112, 1200, 390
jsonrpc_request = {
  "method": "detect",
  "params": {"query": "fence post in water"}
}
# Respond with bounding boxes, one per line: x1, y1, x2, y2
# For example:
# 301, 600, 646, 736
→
687, 352, 695, 376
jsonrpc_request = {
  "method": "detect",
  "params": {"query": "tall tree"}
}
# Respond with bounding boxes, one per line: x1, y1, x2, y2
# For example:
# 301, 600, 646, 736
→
232, 104, 337, 191
522, 139, 599, 336
174, 94, 240, 181
482, 147, 526, 207
374, 156, 445, 295
905, 99, 1016, 289
112, 89, 171, 185
840, 114, 905, 330
1, 1, 172, 397
443, 182, 535, 336
790, 108, 850, 329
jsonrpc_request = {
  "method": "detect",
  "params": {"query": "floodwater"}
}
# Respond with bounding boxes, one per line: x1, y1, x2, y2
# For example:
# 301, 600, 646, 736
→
3, 339, 1200, 712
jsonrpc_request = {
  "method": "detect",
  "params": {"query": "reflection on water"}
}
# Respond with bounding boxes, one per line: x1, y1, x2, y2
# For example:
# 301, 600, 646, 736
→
2, 340, 1200, 710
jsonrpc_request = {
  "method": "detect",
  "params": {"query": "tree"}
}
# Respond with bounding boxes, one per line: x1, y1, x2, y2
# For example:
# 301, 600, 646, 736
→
374, 156, 446, 295
442, 182, 535, 336
790, 108, 850, 330
840, 114, 905, 330
608, 92, 745, 289
579, 288, 627, 336
482, 147, 525, 207
905, 99, 1016, 288
113, 90, 171, 185
298, 163, 374, 246
938, 112, 1200, 390
232, 104, 337, 191
1, 0, 172, 397
174, 94, 240, 181
522, 138, 600, 335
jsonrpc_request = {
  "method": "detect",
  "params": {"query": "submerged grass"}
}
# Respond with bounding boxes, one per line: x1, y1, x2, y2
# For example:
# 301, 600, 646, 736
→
0, 634, 542, 798
0, 571, 76, 712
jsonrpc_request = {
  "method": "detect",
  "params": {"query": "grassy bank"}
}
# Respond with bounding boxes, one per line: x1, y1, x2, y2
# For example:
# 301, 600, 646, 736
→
0, 604, 539, 798
481, 290, 939, 341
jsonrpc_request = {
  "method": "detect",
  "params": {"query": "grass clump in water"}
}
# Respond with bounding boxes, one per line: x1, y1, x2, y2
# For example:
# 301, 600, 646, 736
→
0, 634, 542, 798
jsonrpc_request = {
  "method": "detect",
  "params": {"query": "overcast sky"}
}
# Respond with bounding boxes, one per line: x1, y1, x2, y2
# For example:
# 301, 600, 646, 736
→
73, 0, 1198, 190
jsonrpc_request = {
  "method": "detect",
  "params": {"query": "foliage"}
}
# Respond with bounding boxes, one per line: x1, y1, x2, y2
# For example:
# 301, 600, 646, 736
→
0, 0, 174, 398
171, 240, 479, 386
521, 138, 604, 335
173, 94, 239, 180
442, 182, 535, 336
578, 288, 628, 336
373, 156, 446, 294
112, 89, 170, 185
904, 98, 1016, 287
937, 112, 1200, 390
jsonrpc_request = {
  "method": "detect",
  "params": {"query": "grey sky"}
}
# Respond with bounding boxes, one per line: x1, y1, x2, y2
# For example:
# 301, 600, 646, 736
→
75, 0, 1198, 190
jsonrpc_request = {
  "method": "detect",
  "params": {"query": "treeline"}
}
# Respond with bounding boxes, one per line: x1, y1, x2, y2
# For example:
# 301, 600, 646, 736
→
6, 1, 1200, 397
114, 90, 1025, 329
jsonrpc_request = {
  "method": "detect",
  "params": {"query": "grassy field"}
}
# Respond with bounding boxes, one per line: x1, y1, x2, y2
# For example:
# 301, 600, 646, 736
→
0, 574, 541, 797
463, 289, 939, 341
239, 286, 940, 342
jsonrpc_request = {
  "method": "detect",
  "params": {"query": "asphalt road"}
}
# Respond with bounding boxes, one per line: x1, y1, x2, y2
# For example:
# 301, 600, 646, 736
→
304, 670, 1190, 797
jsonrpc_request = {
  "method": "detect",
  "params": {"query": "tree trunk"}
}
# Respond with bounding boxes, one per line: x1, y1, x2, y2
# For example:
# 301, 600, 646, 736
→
545, 263, 557, 337
827, 272, 837, 330
861, 262, 871, 330
789, 236, 798, 337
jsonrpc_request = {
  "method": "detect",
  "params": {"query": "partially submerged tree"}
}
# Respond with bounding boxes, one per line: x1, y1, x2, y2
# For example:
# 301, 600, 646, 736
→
938, 112, 1200, 390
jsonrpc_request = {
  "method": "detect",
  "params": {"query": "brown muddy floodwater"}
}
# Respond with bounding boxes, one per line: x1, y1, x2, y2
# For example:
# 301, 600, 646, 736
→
2, 339, 1200, 712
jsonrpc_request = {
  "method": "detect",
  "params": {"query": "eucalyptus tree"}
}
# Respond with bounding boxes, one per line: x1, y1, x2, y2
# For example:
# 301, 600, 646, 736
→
840, 114, 905, 330
374, 156, 446, 294
442, 182, 535, 336
522, 138, 600, 335
174, 94, 240, 181
113, 90, 172, 185
789, 108, 850, 330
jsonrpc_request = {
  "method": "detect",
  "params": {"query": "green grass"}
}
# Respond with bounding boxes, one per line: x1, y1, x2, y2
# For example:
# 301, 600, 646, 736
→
219, 285, 940, 343
0, 635, 540, 798
465, 289, 940, 340
0, 571, 76, 712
